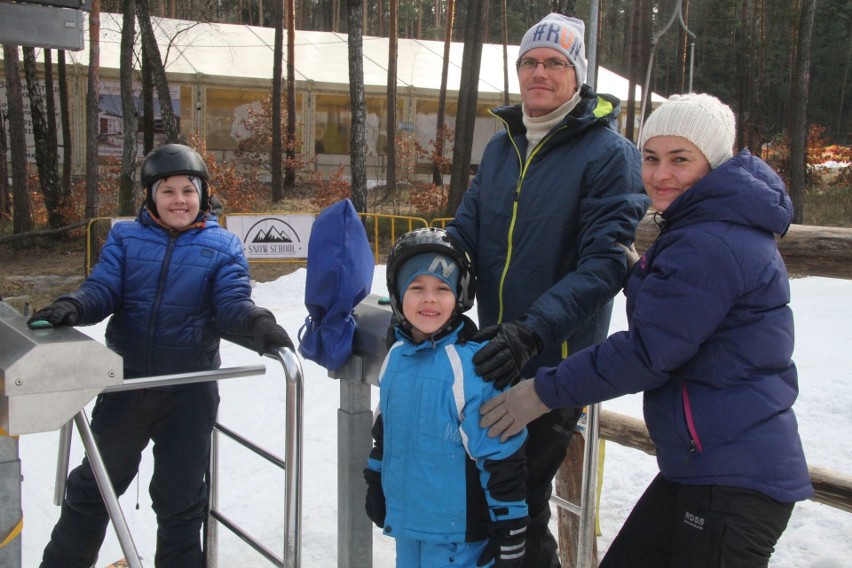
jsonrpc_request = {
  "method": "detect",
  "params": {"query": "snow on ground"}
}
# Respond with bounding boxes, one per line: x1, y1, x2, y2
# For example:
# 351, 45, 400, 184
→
17, 268, 852, 567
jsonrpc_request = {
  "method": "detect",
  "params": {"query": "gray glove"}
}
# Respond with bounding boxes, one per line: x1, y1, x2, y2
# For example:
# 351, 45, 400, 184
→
615, 242, 640, 270
479, 379, 551, 442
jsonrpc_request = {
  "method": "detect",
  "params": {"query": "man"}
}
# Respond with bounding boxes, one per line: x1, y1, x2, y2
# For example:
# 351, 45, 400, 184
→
447, 13, 649, 567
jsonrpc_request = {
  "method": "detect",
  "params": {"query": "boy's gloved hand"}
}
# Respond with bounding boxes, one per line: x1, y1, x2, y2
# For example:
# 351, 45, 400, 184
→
27, 299, 82, 327
471, 320, 542, 389
477, 518, 527, 567
250, 312, 294, 355
479, 379, 551, 442
363, 469, 386, 528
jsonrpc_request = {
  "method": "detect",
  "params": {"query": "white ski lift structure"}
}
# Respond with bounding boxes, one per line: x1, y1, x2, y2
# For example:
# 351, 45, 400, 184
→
638, 0, 697, 143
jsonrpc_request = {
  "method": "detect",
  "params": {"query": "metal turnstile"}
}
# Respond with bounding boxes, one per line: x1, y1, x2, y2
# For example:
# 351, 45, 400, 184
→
1, 301, 304, 568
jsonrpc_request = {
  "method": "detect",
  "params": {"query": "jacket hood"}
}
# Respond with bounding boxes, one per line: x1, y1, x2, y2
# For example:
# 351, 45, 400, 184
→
662, 150, 793, 236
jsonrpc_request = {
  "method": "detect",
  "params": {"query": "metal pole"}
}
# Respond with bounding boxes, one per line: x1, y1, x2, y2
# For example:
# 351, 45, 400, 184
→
586, 0, 600, 90
53, 420, 73, 506
336, 355, 374, 568
576, 404, 602, 566
101, 365, 266, 393
0, 434, 22, 567
280, 348, 304, 568
206, 428, 220, 568
74, 410, 143, 568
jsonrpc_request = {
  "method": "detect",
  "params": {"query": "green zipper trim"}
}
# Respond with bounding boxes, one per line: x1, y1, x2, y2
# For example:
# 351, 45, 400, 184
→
492, 111, 567, 323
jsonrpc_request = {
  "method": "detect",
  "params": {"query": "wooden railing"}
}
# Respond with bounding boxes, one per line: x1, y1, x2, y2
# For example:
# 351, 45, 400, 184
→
636, 213, 852, 280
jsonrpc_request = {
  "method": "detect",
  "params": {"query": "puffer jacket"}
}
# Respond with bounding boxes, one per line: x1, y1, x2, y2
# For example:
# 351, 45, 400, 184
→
534, 150, 813, 503
448, 85, 649, 370
367, 318, 528, 543
63, 208, 260, 377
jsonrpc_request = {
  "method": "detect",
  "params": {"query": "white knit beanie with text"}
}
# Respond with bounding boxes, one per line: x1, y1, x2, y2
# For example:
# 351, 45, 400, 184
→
518, 14, 588, 87
639, 93, 736, 169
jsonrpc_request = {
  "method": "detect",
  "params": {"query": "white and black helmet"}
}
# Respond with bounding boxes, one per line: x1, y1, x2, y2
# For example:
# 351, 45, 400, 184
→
140, 143, 210, 211
386, 227, 476, 322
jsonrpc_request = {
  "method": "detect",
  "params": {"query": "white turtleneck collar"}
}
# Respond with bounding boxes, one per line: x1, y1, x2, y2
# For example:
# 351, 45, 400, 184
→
522, 90, 582, 158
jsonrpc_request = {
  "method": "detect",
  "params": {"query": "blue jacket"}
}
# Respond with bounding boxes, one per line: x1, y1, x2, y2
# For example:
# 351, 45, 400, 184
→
534, 151, 813, 503
367, 318, 528, 543
63, 208, 261, 378
448, 86, 649, 370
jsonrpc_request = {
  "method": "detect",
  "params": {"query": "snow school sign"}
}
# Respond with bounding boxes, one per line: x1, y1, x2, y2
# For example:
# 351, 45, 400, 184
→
226, 214, 314, 259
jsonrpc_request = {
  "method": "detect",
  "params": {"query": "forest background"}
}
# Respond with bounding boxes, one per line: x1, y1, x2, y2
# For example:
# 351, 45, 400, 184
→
0, 0, 850, 244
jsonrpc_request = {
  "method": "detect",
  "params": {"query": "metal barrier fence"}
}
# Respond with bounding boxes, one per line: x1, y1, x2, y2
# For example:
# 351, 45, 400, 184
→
206, 347, 305, 568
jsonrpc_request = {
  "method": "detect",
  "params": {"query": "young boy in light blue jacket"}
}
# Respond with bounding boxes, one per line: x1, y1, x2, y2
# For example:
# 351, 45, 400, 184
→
364, 227, 528, 568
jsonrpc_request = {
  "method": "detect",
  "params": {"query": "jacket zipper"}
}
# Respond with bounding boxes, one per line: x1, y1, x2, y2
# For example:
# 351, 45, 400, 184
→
146, 234, 176, 370
493, 117, 566, 323
681, 381, 704, 463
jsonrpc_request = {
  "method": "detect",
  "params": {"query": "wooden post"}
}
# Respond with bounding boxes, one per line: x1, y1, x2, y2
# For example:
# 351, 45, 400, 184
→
556, 416, 598, 568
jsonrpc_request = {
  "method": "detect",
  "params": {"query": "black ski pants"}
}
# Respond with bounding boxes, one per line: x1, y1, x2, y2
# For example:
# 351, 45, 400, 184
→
600, 472, 795, 568
40, 382, 219, 568
521, 405, 583, 568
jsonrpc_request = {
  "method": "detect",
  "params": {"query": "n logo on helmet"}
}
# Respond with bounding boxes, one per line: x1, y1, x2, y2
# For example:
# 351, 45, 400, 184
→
428, 254, 457, 279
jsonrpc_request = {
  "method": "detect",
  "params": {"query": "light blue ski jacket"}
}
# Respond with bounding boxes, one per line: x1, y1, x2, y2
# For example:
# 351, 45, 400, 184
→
367, 319, 528, 543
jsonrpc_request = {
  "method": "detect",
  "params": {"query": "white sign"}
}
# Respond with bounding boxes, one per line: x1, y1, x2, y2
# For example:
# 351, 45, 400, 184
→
225, 214, 314, 259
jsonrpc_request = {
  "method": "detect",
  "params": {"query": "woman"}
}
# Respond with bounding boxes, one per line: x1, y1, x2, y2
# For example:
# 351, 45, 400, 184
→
478, 93, 813, 566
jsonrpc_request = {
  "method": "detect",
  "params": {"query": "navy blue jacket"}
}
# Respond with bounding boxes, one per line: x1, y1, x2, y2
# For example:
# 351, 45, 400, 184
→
535, 151, 813, 503
448, 86, 649, 370
368, 318, 528, 543
63, 208, 261, 377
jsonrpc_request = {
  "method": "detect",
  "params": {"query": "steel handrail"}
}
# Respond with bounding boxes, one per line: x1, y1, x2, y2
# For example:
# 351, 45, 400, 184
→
53, 362, 268, 567
206, 347, 304, 568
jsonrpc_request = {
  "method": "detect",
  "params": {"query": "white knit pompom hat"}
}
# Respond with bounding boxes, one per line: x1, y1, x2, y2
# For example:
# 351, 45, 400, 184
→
639, 93, 736, 169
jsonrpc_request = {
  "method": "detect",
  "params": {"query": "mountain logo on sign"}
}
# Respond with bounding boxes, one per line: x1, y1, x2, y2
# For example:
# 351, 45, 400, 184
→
255, 226, 292, 243
244, 218, 303, 244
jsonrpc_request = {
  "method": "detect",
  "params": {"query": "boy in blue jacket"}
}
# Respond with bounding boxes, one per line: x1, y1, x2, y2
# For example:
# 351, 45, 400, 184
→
30, 144, 292, 567
364, 227, 528, 568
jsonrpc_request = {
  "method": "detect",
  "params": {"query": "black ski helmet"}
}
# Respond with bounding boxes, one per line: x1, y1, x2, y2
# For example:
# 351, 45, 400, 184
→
140, 144, 210, 212
386, 227, 476, 323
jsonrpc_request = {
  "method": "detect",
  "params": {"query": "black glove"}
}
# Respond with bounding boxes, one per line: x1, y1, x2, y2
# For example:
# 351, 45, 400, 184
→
250, 312, 294, 356
363, 469, 386, 528
477, 518, 528, 567
471, 321, 542, 390
27, 299, 82, 327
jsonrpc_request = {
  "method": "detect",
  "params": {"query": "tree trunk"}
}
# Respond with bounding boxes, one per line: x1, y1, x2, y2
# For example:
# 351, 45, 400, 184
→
141, 38, 155, 155
137, 0, 180, 143
625, 0, 640, 142
501, 0, 510, 106
0, 107, 10, 219
23, 47, 63, 229
447, 0, 488, 214
2, 46, 34, 236
385, 0, 398, 198
86, 0, 102, 219
285, 0, 297, 189
788, 0, 816, 224
43, 50, 60, 178
272, 0, 284, 202
432, 0, 455, 187
119, 0, 138, 216
58, 51, 73, 200
348, 0, 368, 212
